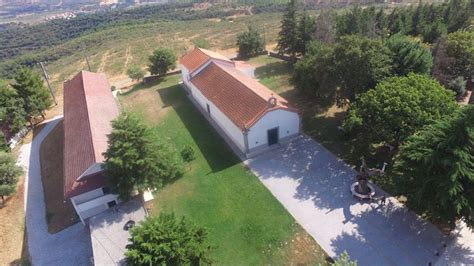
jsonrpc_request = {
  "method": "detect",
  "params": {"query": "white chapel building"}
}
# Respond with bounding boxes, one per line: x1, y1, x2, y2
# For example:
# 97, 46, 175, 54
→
180, 48, 301, 158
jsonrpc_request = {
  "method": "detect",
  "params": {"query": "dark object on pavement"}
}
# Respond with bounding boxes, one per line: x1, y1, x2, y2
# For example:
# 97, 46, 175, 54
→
123, 220, 135, 231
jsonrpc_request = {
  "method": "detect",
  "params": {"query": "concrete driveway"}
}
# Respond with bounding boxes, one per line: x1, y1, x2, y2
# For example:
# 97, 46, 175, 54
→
245, 136, 465, 266
18, 116, 93, 265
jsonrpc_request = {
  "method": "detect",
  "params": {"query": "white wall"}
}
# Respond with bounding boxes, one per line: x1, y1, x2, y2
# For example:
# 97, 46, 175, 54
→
181, 65, 191, 88
187, 81, 246, 153
247, 109, 300, 150
72, 193, 120, 223
72, 187, 106, 205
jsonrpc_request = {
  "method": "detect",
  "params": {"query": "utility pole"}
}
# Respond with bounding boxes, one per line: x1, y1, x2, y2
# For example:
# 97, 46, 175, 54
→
39, 62, 57, 106
85, 56, 91, 71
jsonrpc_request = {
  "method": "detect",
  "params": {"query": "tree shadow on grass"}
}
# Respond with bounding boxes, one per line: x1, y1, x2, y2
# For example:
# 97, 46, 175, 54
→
255, 61, 293, 80
157, 85, 240, 173
120, 77, 164, 96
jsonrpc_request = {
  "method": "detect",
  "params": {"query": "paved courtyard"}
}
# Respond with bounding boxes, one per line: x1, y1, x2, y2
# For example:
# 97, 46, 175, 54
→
89, 199, 146, 265
18, 117, 93, 265
245, 136, 473, 265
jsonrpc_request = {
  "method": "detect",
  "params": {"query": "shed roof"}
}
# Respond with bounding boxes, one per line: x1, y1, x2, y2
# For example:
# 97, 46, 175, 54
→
179, 47, 233, 73
190, 62, 296, 131
63, 71, 120, 199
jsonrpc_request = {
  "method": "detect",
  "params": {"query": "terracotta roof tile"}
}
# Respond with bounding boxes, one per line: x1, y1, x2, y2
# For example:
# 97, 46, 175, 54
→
180, 47, 232, 73
63, 71, 120, 199
190, 62, 296, 131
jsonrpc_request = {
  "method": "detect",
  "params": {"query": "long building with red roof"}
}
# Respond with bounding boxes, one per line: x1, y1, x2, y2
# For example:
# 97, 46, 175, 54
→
180, 48, 300, 158
63, 71, 120, 224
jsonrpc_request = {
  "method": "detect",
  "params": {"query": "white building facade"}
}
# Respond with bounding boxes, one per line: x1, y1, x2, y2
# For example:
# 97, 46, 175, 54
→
180, 48, 300, 158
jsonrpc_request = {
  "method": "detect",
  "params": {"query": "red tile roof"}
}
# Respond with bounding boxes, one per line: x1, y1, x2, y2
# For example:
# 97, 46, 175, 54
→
63, 71, 120, 199
180, 47, 233, 73
190, 62, 297, 131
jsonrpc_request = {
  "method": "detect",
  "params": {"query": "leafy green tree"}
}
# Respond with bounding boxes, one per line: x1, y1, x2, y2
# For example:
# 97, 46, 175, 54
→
0, 80, 26, 135
277, 0, 298, 57
292, 41, 336, 107
393, 105, 474, 228
0, 132, 8, 152
445, 31, 474, 80
386, 35, 433, 76
127, 66, 146, 82
332, 251, 357, 266
148, 47, 176, 77
126, 212, 213, 265
332, 35, 393, 104
11, 68, 52, 125
343, 74, 457, 147
295, 10, 315, 55
103, 112, 183, 200
0, 151, 22, 203
236, 26, 265, 59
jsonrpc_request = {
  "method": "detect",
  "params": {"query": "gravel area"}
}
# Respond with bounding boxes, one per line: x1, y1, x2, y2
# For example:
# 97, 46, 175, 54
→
18, 116, 93, 266
245, 136, 461, 266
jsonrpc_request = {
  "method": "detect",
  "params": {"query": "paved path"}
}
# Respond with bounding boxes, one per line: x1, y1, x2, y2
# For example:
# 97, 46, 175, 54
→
245, 136, 468, 266
18, 116, 93, 266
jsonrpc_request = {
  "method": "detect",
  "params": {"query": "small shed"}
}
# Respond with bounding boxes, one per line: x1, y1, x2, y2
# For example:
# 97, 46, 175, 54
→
180, 48, 300, 158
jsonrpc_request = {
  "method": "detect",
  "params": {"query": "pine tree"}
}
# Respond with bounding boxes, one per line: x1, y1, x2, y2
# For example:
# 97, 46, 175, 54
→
295, 10, 315, 55
11, 68, 52, 125
126, 213, 213, 265
277, 0, 298, 57
103, 112, 183, 200
0, 151, 22, 203
0, 81, 27, 135
386, 34, 433, 76
444, 0, 471, 33
393, 106, 474, 228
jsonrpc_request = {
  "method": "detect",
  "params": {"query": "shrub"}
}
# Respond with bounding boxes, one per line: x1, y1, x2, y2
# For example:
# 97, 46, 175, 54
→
127, 65, 146, 82
193, 38, 210, 49
447, 76, 467, 99
181, 145, 196, 162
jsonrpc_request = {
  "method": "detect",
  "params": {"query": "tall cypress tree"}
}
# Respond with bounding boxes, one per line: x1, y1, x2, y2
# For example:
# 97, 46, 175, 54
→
277, 0, 298, 57
295, 10, 315, 55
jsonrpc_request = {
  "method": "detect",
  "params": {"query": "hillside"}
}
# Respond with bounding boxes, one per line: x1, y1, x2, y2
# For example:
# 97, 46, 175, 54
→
29, 11, 284, 118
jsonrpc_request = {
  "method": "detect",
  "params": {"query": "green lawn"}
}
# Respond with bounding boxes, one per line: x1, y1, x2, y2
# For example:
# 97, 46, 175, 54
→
118, 75, 330, 265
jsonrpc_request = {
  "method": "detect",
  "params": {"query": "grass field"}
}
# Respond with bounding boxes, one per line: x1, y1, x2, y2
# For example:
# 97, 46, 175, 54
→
118, 74, 330, 265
